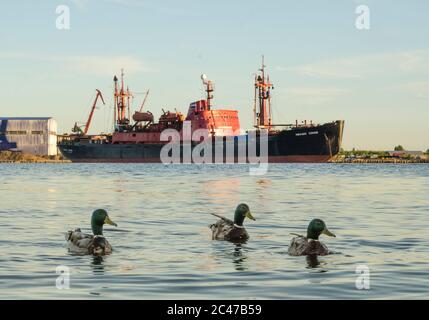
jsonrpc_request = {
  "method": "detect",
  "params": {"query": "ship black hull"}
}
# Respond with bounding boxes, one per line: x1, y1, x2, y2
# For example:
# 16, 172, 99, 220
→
58, 120, 344, 163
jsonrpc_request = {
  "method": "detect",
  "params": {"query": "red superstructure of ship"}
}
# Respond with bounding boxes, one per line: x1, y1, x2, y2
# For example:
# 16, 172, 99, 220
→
111, 71, 240, 145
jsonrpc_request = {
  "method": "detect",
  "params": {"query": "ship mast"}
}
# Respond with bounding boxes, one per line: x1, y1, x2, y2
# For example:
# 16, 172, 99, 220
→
114, 69, 132, 130
201, 74, 214, 110
254, 56, 274, 130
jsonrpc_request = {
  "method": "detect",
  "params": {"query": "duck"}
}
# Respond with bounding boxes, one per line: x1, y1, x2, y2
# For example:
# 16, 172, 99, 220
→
288, 219, 336, 256
66, 209, 118, 255
209, 203, 255, 242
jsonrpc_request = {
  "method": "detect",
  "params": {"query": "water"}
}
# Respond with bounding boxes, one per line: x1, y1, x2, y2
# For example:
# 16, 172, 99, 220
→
0, 163, 428, 299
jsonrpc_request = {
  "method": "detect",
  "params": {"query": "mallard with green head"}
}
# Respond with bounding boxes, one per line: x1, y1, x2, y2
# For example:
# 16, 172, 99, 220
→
288, 219, 336, 256
209, 204, 255, 242
66, 209, 118, 255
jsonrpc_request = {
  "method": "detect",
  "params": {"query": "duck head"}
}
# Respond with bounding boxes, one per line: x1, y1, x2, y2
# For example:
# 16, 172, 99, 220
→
91, 209, 117, 236
234, 203, 255, 226
306, 219, 335, 240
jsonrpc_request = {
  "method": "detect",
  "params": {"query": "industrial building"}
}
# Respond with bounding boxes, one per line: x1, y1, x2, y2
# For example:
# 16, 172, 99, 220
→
0, 117, 57, 156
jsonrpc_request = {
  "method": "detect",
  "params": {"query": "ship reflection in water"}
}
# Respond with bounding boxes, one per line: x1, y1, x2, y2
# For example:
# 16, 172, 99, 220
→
1, 164, 429, 299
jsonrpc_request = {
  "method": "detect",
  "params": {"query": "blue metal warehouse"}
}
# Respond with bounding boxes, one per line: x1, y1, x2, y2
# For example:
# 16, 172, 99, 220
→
0, 117, 58, 156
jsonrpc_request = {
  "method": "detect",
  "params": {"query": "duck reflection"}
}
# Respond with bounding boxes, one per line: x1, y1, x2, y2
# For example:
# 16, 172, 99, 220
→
209, 242, 249, 271
231, 243, 248, 271
305, 254, 329, 272
91, 255, 105, 274
306, 254, 320, 268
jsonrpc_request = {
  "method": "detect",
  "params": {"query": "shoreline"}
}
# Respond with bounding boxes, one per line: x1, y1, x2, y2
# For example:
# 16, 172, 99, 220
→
329, 158, 429, 164
0, 160, 71, 163
1, 159, 427, 164
1, 151, 427, 164
0, 151, 71, 164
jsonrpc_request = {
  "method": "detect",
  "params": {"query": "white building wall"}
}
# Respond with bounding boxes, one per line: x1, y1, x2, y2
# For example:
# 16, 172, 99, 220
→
0, 118, 58, 156
47, 118, 58, 156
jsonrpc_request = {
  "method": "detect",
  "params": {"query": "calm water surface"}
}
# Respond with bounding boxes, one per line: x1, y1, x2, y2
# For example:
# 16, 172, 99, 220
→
0, 164, 428, 299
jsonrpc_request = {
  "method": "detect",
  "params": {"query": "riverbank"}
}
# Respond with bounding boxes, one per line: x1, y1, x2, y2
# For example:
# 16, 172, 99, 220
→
1, 151, 428, 164
0, 151, 71, 163
329, 157, 429, 164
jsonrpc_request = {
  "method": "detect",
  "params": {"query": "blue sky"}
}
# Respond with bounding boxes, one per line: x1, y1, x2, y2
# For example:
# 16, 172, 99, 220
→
0, 0, 428, 150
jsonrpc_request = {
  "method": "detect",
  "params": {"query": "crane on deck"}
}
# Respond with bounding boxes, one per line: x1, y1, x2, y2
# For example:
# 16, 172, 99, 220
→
72, 89, 105, 136
84, 89, 105, 135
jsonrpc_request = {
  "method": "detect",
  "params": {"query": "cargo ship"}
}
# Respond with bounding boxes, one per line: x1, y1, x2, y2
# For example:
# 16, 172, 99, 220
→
58, 60, 344, 163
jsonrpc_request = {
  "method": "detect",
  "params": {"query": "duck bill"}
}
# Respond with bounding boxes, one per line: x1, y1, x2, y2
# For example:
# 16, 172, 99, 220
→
246, 211, 256, 221
322, 228, 335, 237
104, 216, 118, 227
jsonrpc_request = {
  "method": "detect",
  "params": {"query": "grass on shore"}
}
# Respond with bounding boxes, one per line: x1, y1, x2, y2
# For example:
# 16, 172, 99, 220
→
0, 151, 68, 163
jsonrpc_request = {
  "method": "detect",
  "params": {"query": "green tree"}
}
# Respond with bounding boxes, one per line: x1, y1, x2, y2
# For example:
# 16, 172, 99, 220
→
426, 149, 429, 154
394, 145, 405, 151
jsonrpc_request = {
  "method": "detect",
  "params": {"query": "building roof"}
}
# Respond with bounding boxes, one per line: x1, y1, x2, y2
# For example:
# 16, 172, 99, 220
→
0, 117, 53, 120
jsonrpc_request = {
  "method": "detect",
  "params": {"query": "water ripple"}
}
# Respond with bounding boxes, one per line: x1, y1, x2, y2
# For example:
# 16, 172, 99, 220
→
0, 163, 428, 299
